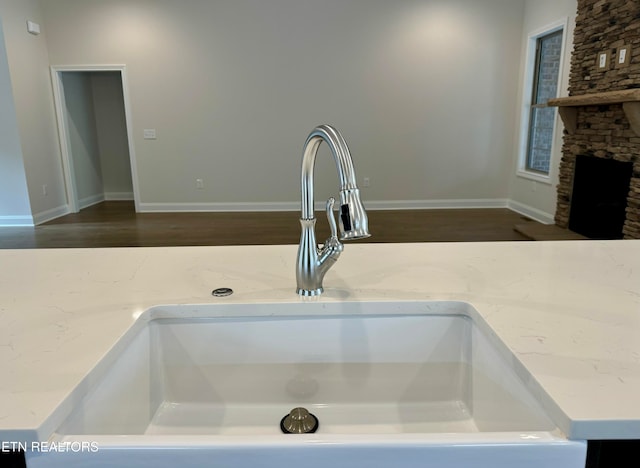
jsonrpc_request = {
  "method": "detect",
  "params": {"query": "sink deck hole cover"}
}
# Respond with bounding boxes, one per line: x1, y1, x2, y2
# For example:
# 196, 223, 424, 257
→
211, 287, 233, 297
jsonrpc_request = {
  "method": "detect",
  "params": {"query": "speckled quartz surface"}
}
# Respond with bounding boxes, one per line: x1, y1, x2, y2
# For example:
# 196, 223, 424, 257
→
1, 241, 639, 442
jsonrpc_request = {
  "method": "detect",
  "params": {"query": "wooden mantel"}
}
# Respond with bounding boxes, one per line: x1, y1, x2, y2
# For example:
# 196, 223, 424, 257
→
547, 89, 640, 136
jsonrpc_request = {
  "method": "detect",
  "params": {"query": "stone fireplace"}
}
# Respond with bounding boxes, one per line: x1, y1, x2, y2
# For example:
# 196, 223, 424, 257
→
551, 0, 640, 239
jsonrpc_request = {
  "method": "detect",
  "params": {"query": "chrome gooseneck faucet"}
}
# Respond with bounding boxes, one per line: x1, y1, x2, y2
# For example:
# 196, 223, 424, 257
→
296, 125, 370, 296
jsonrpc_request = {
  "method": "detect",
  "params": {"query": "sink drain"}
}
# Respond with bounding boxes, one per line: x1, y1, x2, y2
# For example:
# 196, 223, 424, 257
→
280, 407, 318, 434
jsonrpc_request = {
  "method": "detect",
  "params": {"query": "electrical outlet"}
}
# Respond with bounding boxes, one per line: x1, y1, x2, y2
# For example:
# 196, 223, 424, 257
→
196, 179, 204, 189
143, 129, 157, 140
363, 177, 370, 187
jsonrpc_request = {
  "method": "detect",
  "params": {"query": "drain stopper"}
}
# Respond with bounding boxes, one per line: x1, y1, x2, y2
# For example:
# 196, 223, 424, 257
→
280, 407, 318, 434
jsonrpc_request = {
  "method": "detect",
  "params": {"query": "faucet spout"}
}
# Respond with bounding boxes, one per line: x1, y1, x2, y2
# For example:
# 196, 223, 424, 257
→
296, 125, 370, 296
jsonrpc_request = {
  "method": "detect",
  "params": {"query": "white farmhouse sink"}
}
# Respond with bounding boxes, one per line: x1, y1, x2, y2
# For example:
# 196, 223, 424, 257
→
28, 301, 585, 468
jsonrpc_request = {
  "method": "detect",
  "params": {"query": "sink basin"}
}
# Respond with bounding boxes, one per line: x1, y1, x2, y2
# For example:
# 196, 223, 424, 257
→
29, 301, 585, 468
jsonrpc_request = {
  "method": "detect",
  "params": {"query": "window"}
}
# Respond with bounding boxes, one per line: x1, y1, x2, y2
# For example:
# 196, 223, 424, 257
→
520, 27, 564, 178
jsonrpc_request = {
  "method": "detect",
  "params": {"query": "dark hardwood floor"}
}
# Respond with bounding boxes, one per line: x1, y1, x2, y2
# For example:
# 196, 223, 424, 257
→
0, 201, 537, 249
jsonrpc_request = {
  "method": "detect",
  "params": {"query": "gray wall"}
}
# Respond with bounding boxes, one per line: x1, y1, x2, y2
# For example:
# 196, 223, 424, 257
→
62, 72, 104, 207
1, 0, 576, 221
0, 18, 32, 225
91, 72, 133, 199
40, 0, 527, 211
0, 0, 67, 223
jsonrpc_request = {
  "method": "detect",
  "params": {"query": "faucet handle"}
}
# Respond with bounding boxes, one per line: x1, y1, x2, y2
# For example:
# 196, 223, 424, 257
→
326, 197, 338, 239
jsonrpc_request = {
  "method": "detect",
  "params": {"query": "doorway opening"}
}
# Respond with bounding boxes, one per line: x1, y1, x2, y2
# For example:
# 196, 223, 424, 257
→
51, 65, 140, 213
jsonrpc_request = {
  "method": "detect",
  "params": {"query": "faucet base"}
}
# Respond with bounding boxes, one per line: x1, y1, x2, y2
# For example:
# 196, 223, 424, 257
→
296, 287, 323, 297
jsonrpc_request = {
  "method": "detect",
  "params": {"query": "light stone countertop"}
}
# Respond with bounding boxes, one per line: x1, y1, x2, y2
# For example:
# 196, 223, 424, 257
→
1, 241, 639, 442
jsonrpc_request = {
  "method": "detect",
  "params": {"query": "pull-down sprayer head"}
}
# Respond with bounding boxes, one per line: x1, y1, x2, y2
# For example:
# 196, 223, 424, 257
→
337, 188, 370, 240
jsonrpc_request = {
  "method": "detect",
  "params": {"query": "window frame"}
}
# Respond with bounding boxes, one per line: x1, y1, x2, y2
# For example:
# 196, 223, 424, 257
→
516, 19, 568, 184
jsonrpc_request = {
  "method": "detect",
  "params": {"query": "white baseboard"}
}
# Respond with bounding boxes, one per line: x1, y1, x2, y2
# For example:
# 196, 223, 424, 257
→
138, 202, 299, 212
33, 205, 71, 225
18, 198, 555, 226
78, 194, 106, 210
138, 199, 510, 213
366, 199, 509, 210
0, 214, 35, 227
105, 192, 134, 201
507, 200, 554, 224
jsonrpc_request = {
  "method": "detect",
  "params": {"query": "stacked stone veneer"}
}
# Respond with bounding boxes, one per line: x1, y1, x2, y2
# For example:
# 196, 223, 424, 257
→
555, 0, 640, 238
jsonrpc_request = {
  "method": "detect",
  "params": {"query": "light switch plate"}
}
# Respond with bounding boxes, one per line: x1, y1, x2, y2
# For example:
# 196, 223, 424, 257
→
26, 20, 40, 35
597, 50, 610, 70
143, 129, 157, 140
616, 45, 631, 68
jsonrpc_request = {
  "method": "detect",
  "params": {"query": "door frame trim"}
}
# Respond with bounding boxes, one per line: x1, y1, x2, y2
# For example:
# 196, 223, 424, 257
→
50, 64, 140, 212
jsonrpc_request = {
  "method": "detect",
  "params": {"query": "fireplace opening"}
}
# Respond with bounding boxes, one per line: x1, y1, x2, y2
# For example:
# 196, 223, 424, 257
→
569, 155, 633, 239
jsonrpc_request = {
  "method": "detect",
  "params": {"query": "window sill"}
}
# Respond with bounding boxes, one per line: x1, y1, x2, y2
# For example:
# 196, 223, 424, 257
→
516, 170, 552, 185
